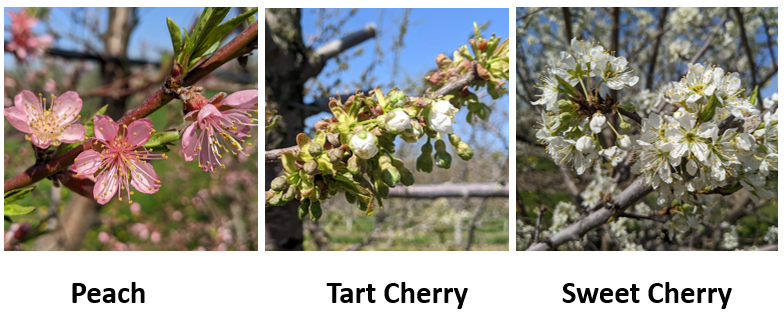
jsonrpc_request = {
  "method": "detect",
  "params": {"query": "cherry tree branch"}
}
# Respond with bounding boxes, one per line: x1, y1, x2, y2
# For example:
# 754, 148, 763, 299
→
527, 176, 653, 250
516, 7, 549, 21
302, 23, 376, 79
4, 22, 259, 192
387, 183, 508, 198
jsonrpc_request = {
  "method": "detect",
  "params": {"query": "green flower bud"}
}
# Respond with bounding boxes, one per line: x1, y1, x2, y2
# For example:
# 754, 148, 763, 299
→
345, 192, 356, 204
416, 140, 434, 173
457, 142, 474, 161
348, 155, 362, 175
389, 90, 406, 108
399, 166, 415, 186
448, 134, 462, 147
434, 139, 447, 152
308, 143, 323, 157
357, 199, 368, 211
382, 166, 401, 187
282, 185, 297, 202
379, 155, 392, 167
271, 176, 288, 191
434, 151, 452, 169
421, 139, 433, 154
559, 112, 573, 122
377, 184, 390, 198
327, 148, 343, 163
298, 198, 311, 220
558, 99, 575, 111
304, 160, 319, 175
310, 201, 323, 221
269, 192, 283, 206
619, 121, 632, 130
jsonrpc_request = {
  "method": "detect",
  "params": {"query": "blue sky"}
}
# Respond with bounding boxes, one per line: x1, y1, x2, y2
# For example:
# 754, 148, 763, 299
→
4, 7, 257, 68
299, 8, 510, 153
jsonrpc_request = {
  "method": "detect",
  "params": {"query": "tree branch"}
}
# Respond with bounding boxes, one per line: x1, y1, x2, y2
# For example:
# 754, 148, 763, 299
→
646, 8, 669, 90
527, 176, 653, 250
303, 23, 376, 79
4, 22, 259, 192
517, 7, 549, 21
733, 8, 757, 89
388, 183, 508, 198
561, 8, 573, 44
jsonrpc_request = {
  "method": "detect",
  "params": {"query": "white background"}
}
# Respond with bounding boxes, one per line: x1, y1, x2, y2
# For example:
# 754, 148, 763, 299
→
3, 2, 783, 319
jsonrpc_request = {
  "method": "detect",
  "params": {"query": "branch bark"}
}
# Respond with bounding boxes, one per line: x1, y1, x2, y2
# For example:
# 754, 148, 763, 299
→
387, 183, 508, 198
303, 23, 376, 79
645, 8, 669, 90
527, 176, 653, 250
733, 8, 757, 89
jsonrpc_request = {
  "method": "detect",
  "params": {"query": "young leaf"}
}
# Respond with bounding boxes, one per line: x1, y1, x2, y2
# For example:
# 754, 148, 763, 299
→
4, 187, 35, 205
167, 17, 183, 58
554, 74, 578, 97
143, 130, 180, 149
699, 94, 719, 122
192, 8, 258, 60
4, 204, 36, 216
749, 85, 759, 106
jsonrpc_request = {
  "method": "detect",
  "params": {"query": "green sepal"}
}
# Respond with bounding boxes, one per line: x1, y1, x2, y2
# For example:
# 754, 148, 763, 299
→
698, 94, 719, 122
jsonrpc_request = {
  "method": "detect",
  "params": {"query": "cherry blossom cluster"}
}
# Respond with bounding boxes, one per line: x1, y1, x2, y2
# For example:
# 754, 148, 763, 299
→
534, 38, 778, 210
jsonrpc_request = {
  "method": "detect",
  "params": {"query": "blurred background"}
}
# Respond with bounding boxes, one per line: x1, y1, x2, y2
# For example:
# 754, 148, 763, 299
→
516, 7, 777, 250
4, 7, 258, 250
265, 8, 510, 251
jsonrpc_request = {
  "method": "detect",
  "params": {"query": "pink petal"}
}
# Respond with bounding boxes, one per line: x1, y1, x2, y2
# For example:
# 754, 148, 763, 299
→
93, 115, 118, 142
58, 124, 86, 143
4, 107, 32, 133
31, 134, 52, 149
14, 90, 41, 114
183, 109, 199, 122
197, 104, 221, 122
198, 130, 217, 172
93, 168, 119, 205
125, 118, 153, 147
53, 91, 82, 123
181, 123, 199, 161
220, 90, 258, 110
130, 161, 160, 194
73, 150, 102, 176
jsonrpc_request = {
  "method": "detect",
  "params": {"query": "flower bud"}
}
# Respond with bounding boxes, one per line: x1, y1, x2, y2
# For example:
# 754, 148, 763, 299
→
376, 182, 390, 198
616, 135, 632, 151
350, 131, 379, 159
477, 38, 488, 51
382, 166, 400, 187
434, 139, 447, 152
457, 142, 474, 161
448, 134, 462, 147
281, 185, 297, 202
619, 121, 632, 130
271, 176, 288, 191
347, 155, 362, 175
388, 90, 406, 108
385, 109, 412, 134
308, 143, 323, 157
476, 64, 491, 80
558, 99, 575, 111
559, 112, 573, 122
269, 191, 283, 206
576, 136, 596, 153
327, 148, 343, 163
303, 160, 319, 175
399, 165, 415, 186
357, 199, 368, 211
298, 198, 311, 220
345, 192, 356, 204
428, 100, 458, 134
327, 133, 341, 147
310, 201, 323, 221
434, 151, 452, 169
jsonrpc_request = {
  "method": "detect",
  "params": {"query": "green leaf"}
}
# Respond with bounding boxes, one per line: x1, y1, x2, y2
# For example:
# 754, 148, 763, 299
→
473, 22, 481, 40
192, 8, 258, 61
167, 17, 183, 59
698, 94, 719, 122
4, 187, 35, 205
245, 8, 257, 24
554, 74, 578, 97
4, 204, 36, 216
749, 85, 759, 106
143, 130, 180, 150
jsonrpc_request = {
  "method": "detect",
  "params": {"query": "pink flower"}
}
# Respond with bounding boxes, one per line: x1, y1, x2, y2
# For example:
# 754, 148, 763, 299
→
181, 90, 258, 172
4, 8, 53, 61
72, 115, 167, 204
4, 90, 86, 149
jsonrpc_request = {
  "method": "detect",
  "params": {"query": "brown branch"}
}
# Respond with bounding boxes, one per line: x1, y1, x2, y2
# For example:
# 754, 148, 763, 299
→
4, 22, 259, 193
617, 108, 643, 124
517, 7, 549, 21
533, 204, 545, 243
627, 25, 671, 63
264, 146, 299, 162
733, 8, 757, 89
388, 183, 508, 198
646, 8, 669, 90
561, 8, 573, 44
464, 197, 488, 251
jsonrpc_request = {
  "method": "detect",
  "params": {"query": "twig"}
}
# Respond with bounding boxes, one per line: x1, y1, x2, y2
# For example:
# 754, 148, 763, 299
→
516, 7, 549, 21
645, 8, 669, 90
561, 8, 573, 44
464, 197, 488, 251
533, 205, 545, 243
387, 183, 508, 198
733, 8, 757, 89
